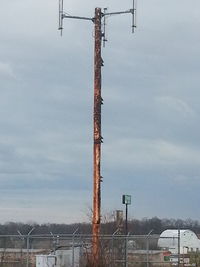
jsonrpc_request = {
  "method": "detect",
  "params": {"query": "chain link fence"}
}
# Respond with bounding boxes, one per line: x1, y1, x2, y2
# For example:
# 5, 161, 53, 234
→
0, 233, 188, 267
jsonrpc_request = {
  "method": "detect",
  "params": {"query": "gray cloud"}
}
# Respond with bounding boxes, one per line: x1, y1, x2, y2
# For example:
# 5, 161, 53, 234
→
0, 0, 200, 223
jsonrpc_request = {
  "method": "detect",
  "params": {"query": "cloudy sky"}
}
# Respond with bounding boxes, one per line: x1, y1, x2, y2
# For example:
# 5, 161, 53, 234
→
0, 0, 200, 224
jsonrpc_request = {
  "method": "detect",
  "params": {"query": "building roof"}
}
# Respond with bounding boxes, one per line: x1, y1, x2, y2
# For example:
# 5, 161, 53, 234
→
159, 229, 195, 238
158, 229, 200, 254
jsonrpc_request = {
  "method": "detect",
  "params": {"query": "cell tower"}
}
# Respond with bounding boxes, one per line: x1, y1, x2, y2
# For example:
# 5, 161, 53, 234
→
58, 1, 136, 265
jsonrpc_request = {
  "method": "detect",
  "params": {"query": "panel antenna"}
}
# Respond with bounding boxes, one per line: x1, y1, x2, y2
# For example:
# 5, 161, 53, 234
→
58, 0, 64, 35
131, 0, 137, 33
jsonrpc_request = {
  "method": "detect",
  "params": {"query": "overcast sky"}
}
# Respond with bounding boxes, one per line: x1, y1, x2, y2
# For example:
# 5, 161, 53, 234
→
0, 0, 200, 224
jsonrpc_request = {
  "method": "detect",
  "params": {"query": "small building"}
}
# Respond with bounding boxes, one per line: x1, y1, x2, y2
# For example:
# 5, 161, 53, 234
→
36, 255, 56, 267
36, 248, 80, 267
127, 249, 172, 266
158, 229, 200, 254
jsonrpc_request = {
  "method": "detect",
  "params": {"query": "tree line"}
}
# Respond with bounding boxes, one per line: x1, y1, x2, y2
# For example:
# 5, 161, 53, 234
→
0, 217, 200, 235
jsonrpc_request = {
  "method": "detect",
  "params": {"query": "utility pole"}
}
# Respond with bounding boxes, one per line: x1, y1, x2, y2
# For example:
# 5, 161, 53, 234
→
93, 8, 103, 263
58, 1, 136, 265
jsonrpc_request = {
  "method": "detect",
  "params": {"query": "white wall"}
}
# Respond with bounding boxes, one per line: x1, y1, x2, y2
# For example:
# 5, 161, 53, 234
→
158, 229, 200, 254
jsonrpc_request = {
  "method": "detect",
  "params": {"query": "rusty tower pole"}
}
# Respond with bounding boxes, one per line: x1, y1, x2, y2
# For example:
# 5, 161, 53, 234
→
93, 8, 103, 263
59, 2, 136, 265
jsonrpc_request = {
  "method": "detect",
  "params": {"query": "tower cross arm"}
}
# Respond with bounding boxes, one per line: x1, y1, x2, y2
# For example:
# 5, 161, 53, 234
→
62, 14, 94, 21
103, 9, 133, 17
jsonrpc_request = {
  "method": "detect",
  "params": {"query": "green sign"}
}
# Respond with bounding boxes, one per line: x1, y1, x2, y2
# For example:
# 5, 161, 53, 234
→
122, 195, 131, 205
164, 256, 170, 262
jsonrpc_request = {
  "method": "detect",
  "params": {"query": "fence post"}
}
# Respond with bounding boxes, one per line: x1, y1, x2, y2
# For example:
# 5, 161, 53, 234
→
146, 230, 154, 267
17, 230, 25, 265
178, 228, 180, 267
125, 233, 130, 267
26, 227, 35, 267
50, 232, 56, 254
72, 228, 79, 267
26, 235, 29, 267
111, 229, 119, 267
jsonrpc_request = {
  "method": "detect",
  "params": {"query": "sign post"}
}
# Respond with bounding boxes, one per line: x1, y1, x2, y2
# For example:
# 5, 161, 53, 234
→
122, 195, 131, 267
122, 195, 131, 235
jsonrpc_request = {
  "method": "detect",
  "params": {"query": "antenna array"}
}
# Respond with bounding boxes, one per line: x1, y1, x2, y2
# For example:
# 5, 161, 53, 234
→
58, 1, 136, 38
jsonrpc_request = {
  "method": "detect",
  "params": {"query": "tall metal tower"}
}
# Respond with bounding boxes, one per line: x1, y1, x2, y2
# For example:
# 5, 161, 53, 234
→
58, 1, 136, 265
